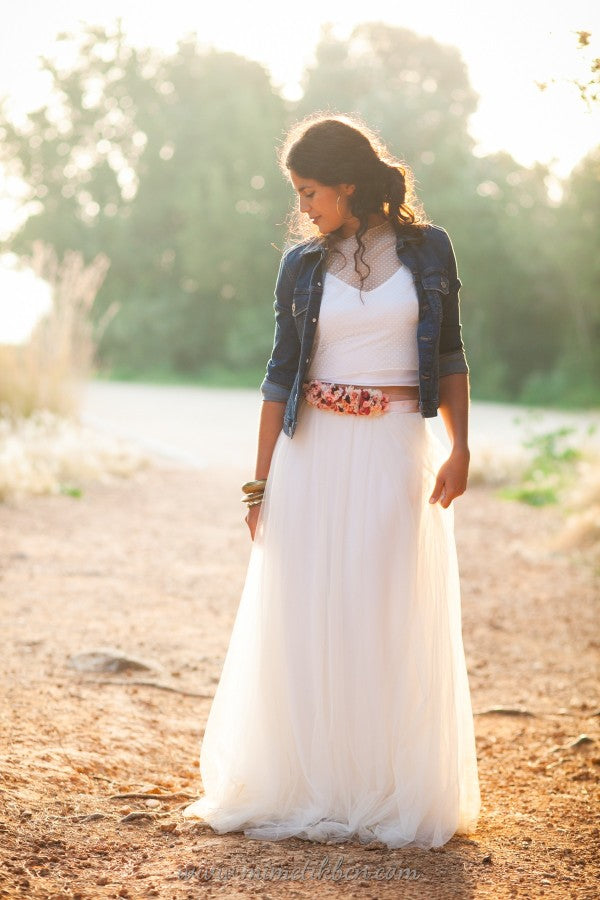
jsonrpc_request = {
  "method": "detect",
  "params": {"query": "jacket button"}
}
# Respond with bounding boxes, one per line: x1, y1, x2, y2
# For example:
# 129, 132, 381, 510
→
312, 317, 317, 322
305, 357, 310, 363
317, 281, 321, 287
292, 302, 295, 312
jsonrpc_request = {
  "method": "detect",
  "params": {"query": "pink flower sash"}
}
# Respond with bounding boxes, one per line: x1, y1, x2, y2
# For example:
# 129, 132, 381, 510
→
302, 379, 391, 417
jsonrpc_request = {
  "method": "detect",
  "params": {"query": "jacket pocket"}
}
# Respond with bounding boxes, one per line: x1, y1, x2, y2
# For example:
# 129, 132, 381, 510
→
420, 269, 449, 327
421, 268, 450, 294
291, 290, 310, 339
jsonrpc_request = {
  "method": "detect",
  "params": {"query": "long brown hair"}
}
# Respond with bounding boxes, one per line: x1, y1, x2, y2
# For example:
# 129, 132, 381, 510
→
277, 112, 430, 295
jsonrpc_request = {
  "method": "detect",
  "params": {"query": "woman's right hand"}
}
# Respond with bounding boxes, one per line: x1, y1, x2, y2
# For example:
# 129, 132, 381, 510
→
244, 503, 262, 541
247, 399, 285, 541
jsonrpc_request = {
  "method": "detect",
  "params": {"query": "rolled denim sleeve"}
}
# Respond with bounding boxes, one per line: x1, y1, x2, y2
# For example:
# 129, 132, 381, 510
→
439, 231, 469, 377
259, 250, 301, 402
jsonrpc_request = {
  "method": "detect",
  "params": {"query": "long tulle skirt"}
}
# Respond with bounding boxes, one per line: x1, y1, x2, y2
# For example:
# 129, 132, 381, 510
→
182, 395, 481, 849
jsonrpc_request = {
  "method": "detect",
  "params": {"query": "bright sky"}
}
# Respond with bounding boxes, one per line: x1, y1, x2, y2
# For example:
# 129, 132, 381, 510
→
1, 0, 599, 341
2, 0, 598, 177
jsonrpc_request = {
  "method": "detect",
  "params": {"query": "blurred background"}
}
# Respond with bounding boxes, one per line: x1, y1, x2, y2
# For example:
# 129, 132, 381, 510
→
1, 0, 599, 408
0, 1, 599, 519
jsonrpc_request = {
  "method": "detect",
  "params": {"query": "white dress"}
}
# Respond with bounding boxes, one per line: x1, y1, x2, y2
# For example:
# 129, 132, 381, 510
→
182, 224, 481, 849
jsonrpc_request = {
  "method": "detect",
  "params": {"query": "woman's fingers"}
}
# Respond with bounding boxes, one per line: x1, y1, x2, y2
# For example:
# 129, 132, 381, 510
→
429, 473, 446, 505
431, 482, 451, 507
430, 454, 469, 508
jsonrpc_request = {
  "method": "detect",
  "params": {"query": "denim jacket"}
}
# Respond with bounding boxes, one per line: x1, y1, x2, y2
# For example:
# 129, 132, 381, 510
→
260, 223, 469, 438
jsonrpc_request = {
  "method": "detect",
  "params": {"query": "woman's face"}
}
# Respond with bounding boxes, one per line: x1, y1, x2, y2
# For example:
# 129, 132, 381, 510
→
289, 169, 356, 237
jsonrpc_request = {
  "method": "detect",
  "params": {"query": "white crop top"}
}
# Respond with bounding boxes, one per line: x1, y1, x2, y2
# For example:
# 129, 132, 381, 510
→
306, 227, 420, 386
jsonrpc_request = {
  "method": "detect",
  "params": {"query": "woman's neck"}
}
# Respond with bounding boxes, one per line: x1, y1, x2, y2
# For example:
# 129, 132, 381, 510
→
338, 214, 388, 239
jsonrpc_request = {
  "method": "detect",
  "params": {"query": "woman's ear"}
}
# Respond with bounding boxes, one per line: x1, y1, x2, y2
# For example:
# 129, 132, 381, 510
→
337, 182, 356, 198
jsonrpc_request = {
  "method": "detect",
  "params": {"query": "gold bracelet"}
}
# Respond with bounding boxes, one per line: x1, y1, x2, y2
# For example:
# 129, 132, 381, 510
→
241, 492, 264, 503
246, 498, 263, 507
242, 479, 267, 494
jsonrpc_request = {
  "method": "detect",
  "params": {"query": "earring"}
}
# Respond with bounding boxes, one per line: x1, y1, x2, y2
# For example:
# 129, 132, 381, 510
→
336, 194, 352, 219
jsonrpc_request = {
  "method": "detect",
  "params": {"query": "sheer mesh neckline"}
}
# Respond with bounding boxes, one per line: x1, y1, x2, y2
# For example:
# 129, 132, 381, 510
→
336, 221, 393, 245
325, 220, 403, 292
325, 265, 405, 296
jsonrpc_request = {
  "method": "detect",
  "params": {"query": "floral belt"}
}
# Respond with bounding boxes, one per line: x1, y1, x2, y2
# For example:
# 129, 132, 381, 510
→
302, 379, 391, 417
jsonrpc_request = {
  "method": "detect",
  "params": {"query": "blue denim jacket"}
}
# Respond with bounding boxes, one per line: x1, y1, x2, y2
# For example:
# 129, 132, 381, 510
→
260, 223, 469, 438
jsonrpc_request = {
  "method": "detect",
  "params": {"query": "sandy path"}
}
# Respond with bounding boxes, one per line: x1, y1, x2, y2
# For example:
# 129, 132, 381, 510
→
0, 458, 598, 899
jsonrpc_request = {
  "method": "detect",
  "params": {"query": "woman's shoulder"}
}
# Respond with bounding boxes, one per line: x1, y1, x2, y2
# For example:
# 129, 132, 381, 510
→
421, 222, 452, 245
279, 236, 326, 273
283, 235, 325, 257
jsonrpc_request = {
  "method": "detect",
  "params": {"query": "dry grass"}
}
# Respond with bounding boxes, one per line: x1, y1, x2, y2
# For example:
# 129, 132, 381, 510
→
0, 406, 151, 503
551, 456, 600, 563
468, 445, 529, 487
0, 241, 142, 501
470, 434, 600, 564
0, 240, 117, 418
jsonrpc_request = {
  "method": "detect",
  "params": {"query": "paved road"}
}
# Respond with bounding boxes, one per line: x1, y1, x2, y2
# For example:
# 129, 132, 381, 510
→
80, 380, 600, 471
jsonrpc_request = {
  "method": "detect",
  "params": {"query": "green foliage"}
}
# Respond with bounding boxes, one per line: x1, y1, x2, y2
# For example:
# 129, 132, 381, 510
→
498, 426, 583, 505
59, 483, 83, 498
0, 20, 598, 408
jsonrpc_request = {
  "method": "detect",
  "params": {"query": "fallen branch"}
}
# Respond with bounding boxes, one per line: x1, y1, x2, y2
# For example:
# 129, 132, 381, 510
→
109, 792, 194, 801
119, 812, 155, 824
74, 678, 213, 698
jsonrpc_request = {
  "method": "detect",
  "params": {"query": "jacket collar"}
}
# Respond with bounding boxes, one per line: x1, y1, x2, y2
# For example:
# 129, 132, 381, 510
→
294, 226, 426, 259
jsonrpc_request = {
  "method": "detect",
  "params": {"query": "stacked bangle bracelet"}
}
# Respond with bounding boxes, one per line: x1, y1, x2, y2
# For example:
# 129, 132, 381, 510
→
241, 479, 267, 507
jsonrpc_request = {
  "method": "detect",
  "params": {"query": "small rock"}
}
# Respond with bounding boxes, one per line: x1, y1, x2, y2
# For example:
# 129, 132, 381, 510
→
567, 734, 594, 749
119, 812, 154, 824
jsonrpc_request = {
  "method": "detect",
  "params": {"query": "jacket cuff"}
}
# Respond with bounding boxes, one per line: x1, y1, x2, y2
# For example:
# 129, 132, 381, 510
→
260, 376, 292, 402
439, 349, 469, 377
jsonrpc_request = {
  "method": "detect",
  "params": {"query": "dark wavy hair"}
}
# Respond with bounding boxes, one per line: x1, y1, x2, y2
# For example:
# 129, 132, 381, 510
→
277, 112, 430, 297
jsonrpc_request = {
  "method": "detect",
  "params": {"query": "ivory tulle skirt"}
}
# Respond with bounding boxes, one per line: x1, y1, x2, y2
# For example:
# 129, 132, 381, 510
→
182, 396, 481, 849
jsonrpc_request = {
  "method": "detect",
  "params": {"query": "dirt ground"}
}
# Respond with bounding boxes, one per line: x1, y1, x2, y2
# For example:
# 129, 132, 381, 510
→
0, 458, 598, 900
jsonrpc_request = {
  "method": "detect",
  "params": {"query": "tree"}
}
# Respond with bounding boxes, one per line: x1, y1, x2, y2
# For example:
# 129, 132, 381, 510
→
0, 22, 288, 374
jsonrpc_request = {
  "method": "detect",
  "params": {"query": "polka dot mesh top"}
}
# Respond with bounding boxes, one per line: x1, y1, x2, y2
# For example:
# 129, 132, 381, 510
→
306, 220, 420, 387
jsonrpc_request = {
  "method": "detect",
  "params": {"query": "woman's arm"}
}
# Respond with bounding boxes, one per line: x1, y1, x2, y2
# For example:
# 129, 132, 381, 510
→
429, 373, 471, 508
438, 373, 470, 452
245, 400, 285, 540
254, 400, 286, 481
438, 228, 469, 378
246, 250, 301, 538
429, 228, 471, 508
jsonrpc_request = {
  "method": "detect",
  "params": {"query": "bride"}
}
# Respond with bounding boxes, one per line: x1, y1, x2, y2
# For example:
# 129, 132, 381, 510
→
182, 113, 481, 849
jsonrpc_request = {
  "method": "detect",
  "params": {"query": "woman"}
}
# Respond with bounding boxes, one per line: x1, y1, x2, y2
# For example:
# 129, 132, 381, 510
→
182, 114, 481, 849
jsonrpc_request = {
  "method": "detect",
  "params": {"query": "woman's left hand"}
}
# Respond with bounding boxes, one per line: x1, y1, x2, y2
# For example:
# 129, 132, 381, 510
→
429, 447, 470, 508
